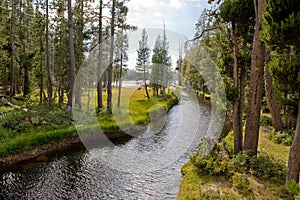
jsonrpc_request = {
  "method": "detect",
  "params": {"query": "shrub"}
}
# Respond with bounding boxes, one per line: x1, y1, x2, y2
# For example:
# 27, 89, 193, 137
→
220, 120, 233, 140
231, 151, 251, 173
41, 111, 73, 131
0, 111, 30, 132
232, 172, 252, 196
201, 189, 240, 200
190, 148, 234, 178
268, 129, 295, 146
191, 149, 286, 185
287, 180, 300, 200
249, 153, 286, 184
260, 115, 272, 126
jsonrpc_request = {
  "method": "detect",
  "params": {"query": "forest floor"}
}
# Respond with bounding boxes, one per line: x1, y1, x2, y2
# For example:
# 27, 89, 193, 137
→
177, 126, 295, 200
0, 88, 178, 172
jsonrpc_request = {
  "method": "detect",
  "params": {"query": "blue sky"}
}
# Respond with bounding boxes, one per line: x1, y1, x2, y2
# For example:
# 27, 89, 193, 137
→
125, 0, 210, 69
126, 0, 210, 39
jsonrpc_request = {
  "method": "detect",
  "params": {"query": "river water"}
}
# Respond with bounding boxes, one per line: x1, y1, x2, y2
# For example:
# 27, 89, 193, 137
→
0, 91, 211, 199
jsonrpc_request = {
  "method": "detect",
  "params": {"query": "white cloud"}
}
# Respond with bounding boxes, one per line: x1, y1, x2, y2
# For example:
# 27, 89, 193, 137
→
126, 0, 209, 38
124, 0, 210, 69
169, 0, 186, 9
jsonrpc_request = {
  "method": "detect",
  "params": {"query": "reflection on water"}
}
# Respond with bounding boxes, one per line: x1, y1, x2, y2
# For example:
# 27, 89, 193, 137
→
0, 91, 211, 199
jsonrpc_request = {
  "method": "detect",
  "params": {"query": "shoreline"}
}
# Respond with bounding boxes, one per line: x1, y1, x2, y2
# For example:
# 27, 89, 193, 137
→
0, 96, 179, 174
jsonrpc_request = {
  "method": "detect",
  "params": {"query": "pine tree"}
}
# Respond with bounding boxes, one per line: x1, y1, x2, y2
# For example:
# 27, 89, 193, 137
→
66, 0, 76, 114
150, 34, 171, 96
262, 0, 300, 184
136, 29, 151, 99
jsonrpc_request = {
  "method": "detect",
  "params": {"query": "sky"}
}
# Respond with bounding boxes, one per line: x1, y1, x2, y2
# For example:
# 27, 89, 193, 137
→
124, 0, 210, 69
126, 0, 210, 39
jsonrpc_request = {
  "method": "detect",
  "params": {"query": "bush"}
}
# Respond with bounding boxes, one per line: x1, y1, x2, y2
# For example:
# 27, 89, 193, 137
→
0, 111, 30, 132
249, 153, 286, 184
287, 180, 300, 200
0, 110, 73, 132
260, 115, 272, 126
41, 111, 73, 131
268, 129, 295, 146
191, 149, 286, 185
190, 151, 233, 177
201, 189, 240, 200
220, 120, 233, 140
232, 172, 252, 196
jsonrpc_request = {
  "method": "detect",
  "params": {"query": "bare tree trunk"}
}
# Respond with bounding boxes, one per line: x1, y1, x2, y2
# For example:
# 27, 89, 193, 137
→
244, 0, 265, 155
264, 54, 283, 131
9, 1, 15, 102
66, 0, 76, 114
117, 53, 123, 108
231, 24, 243, 154
107, 0, 115, 113
75, 0, 84, 109
97, 0, 103, 109
45, 0, 53, 109
286, 98, 300, 184
144, 66, 150, 99
39, 36, 43, 104
162, 20, 167, 96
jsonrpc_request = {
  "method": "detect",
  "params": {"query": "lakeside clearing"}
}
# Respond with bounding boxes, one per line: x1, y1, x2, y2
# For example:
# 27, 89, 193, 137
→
0, 88, 178, 169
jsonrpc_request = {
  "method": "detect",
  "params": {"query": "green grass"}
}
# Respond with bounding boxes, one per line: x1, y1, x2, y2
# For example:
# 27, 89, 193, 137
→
177, 127, 294, 200
0, 87, 178, 157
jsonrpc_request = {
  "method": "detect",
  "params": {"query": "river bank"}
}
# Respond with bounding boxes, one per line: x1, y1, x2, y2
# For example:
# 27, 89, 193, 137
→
0, 90, 179, 173
177, 127, 292, 199
0, 89, 211, 199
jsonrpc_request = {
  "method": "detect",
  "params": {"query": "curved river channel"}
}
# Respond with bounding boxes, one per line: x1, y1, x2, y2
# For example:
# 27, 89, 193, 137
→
0, 91, 212, 199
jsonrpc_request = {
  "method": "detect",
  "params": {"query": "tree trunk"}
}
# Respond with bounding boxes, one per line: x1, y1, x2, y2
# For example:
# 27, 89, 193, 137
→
10, 1, 15, 102
39, 36, 43, 104
244, 0, 265, 155
144, 67, 150, 99
23, 61, 29, 97
264, 54, 283, 131
107, 0, 115, 113
118, 56, 123, 108
286, 98, 300, 184
97, 0, 103, 109
75, 0, 84, 109
162, 21, 167, 96
231, 23, 243, 154
66, 0, 76, 114
45, 0, 53, 109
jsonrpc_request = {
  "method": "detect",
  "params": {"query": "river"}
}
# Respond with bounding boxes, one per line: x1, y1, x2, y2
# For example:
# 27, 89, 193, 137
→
0, 91, 211, 199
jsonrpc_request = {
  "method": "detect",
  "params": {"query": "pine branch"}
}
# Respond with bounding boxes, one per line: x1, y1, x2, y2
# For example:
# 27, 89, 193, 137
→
190, 26, 220, 41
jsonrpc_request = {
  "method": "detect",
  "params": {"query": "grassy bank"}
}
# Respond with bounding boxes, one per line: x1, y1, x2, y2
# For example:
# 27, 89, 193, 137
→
177, 127, 294, 200
0, 88, 178, 158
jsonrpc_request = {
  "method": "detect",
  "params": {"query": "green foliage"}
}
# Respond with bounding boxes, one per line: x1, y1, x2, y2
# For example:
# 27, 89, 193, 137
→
191, 148, 286, 185
0, 111, 30, 132
231, 172, 252, 196
225, 85, 238, 103
220, 120, 233, 139
287, 180, 300, 199
0, 109, 73, 133
249, 153, 286, 184
260, 115, 272, 126
0, 128, 77, 157
41, 111, 73, 131
223, 130, 234, 155
263, 0, 300, 50
190, 150, 233, 177
268, 129, 295, 146
200, 189, 240, 200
